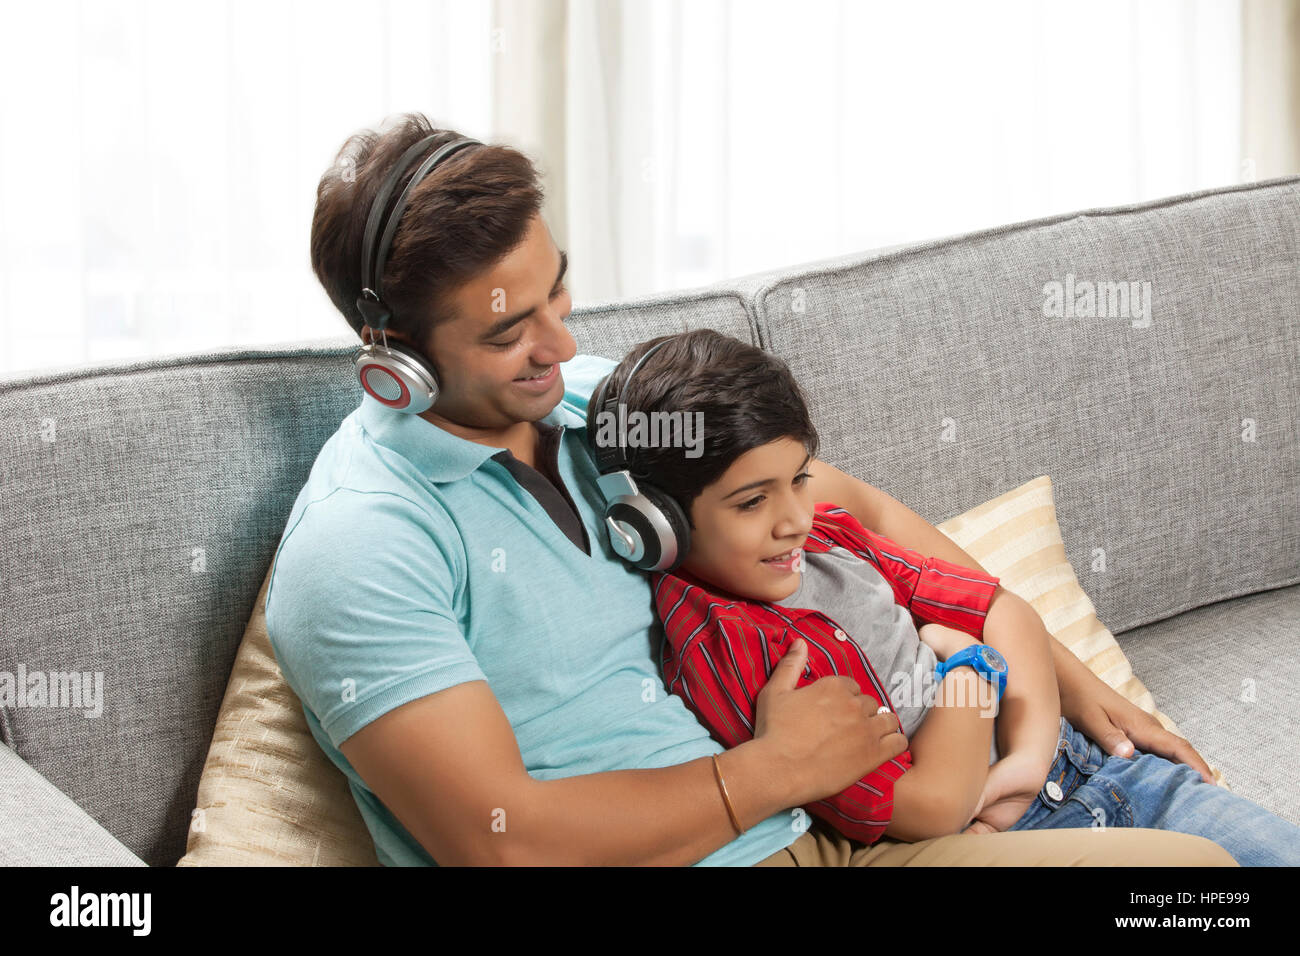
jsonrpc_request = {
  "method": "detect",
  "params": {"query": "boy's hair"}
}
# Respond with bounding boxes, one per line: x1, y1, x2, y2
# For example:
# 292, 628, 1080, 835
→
310, 112, 544, 344
587, 329, 820, 527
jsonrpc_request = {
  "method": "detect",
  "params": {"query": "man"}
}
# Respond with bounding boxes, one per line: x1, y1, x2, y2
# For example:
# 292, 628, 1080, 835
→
265, 113, 1233, 866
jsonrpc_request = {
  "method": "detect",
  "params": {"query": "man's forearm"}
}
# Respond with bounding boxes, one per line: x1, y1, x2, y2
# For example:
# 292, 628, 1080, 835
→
827, 469, 986, 574
832, 470, 1097, 729
504, 739, 796, 865
1045, 626, 1124, 736
820, 464, 1120, 737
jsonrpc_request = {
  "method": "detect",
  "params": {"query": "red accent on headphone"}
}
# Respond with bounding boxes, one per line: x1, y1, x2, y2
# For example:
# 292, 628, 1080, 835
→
360, 364, 411, 409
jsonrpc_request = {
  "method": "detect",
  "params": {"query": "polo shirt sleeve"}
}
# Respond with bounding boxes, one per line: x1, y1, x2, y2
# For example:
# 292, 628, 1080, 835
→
815, 502, 1001, 640
265, 488, 486, 749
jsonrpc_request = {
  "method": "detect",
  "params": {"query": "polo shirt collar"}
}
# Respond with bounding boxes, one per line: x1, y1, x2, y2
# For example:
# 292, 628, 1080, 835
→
356, 392, 588, 484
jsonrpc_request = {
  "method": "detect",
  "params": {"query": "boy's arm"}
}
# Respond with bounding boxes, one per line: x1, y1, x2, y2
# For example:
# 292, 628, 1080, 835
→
804, 459, 1215, 781
980, 588, 1061, 776
886, 667, 995, 842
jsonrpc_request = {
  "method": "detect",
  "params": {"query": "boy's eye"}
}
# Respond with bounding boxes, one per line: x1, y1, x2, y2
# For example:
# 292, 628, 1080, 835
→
737, 472, 812, 512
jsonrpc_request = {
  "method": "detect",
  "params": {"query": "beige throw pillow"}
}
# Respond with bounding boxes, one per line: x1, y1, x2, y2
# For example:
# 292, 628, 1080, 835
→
935, 474, 1227, 788
178, 566, 380, 866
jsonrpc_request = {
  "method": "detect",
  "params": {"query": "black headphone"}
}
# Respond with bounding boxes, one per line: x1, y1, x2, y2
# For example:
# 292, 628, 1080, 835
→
588, 338, 693, 572
353, 134, 482, 414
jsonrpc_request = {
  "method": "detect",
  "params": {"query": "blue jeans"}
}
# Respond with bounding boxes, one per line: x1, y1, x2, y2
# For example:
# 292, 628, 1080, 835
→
1006, 716, 1300, 866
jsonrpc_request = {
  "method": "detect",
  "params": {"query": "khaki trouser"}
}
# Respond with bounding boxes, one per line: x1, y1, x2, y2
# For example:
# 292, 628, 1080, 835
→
753, 818, 1238, 866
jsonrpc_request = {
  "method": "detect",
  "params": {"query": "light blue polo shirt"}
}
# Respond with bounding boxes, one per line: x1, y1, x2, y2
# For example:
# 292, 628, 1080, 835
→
264, 353, 802, 866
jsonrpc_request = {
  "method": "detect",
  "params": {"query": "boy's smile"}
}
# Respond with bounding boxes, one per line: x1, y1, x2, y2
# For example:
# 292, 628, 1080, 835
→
680, 436, 816, 604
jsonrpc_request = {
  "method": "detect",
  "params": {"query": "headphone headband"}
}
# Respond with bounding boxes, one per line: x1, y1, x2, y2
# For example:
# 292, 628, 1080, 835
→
351, 131, 481, 416
589, 336, 691, 571
593, 337, 673, 474
356, 134, 482, 331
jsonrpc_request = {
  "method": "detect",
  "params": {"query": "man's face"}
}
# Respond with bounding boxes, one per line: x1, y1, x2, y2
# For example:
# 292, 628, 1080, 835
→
415, 212, 575, 434
681, 437, 815, 604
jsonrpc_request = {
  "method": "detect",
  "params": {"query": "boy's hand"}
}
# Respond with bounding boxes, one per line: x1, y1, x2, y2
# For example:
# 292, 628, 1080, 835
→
917, 622, 978, 662
753, 638, 909, 806
962, 753, 1049, 834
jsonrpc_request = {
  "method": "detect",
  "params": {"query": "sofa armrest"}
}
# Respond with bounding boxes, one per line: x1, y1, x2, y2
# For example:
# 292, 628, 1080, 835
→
0, 742, 146, 866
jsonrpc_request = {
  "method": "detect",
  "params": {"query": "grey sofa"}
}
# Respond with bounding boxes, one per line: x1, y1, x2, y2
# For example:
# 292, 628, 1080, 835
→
2, 176, 1297, 866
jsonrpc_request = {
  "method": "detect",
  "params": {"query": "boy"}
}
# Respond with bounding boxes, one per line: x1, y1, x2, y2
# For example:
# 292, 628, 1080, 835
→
586, 328, 1062, 843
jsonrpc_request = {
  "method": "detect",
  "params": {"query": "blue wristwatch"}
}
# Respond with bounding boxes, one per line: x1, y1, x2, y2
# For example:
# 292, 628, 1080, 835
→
933, 644, 1008, 701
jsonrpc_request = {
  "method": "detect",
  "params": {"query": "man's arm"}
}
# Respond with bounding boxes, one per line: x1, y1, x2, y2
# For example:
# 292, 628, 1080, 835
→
804, 458, 1216, 782
339, 646, 909, 866
339, 680, 790, 866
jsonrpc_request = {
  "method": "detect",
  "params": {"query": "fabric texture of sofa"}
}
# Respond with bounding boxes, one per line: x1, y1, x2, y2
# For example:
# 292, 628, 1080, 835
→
1, 175, 1296, 865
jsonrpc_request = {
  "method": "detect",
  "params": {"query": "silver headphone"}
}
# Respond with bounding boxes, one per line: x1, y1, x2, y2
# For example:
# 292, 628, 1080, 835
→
588, 338, 693, 572
352, 134, 482, 414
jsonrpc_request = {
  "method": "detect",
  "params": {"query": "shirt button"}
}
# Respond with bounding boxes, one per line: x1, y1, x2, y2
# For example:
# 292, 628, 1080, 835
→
1045, 781, 1064, 802
834, 628, 847, 641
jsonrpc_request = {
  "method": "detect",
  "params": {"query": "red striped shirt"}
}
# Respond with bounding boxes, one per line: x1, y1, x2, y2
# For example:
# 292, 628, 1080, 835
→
652, 501, 1001, 845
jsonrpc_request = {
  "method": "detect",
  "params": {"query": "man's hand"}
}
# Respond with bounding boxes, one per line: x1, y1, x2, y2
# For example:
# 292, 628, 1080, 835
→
1058, 663, 1216, 784
753, 637, 910, 805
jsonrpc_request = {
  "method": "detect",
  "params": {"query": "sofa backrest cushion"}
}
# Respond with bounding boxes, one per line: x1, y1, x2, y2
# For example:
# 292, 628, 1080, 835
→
0, 292, 754, 864
753, 178, 1300, 635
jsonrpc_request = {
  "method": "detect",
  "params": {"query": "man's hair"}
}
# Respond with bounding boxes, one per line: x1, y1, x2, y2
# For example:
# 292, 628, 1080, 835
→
586, 329, 820, 526
310, 112, 544, 343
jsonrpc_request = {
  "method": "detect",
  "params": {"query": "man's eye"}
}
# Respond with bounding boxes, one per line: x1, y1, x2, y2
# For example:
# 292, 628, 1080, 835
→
738, 496, 764, 512
551, 283, 568, 298
490, 337, 521, 350
795, 470, 812, 484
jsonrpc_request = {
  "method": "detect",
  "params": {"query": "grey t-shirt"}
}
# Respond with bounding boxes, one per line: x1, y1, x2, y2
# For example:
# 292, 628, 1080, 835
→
781, 545, 1000, 765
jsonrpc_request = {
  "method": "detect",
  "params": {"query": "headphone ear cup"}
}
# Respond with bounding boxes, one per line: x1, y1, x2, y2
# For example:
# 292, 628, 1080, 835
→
639, 484, 691, 572
355, 339, 441, 414
386, 340, 441, 390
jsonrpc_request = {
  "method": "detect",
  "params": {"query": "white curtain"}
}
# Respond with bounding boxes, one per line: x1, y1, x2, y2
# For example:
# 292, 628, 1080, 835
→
0, 0, 1260, 375
0, 0, 493, 374
540, 0, 1248, 304
1243, 0, 1300, 180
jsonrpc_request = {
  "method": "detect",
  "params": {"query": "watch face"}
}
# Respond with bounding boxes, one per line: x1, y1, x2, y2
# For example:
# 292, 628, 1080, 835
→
980, 646, 1007, 671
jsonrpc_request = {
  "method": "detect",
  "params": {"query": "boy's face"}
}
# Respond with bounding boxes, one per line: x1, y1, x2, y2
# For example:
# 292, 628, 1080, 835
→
682, 437, 815, 604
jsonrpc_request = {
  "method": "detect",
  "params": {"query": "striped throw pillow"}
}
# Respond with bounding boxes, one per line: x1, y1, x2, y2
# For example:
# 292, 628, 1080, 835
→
935, 475, 1227, 788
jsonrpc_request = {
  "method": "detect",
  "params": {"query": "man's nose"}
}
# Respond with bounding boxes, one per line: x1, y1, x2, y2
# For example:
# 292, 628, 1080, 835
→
535, 304, 576, 365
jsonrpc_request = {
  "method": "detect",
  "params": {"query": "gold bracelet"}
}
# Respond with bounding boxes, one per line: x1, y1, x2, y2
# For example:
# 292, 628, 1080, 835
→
711, 753, 746, 835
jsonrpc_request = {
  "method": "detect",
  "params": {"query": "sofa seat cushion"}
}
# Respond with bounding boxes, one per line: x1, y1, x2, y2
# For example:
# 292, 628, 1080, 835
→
1116, 583, 1300, 827
0, 742, 147, 866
